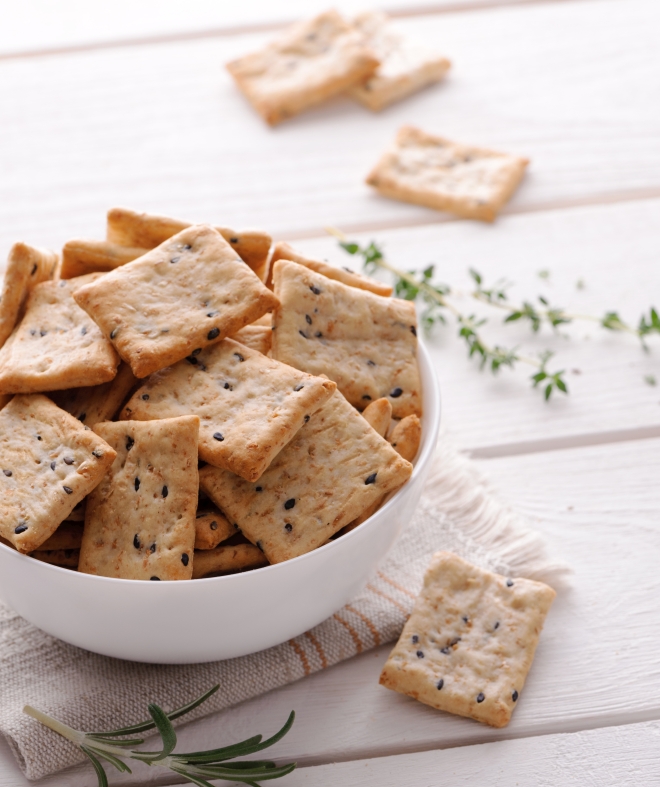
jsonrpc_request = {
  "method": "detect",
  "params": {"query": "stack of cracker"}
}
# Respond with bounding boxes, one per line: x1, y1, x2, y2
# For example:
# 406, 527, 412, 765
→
0, 207, 418, 580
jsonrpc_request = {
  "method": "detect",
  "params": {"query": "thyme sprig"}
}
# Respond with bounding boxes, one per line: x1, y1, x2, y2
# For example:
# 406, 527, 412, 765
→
24, 686, 296, 787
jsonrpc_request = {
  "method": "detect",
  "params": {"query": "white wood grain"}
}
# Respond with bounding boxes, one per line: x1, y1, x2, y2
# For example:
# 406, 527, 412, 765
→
0, 0, 659, 246
3, 436, 659, 786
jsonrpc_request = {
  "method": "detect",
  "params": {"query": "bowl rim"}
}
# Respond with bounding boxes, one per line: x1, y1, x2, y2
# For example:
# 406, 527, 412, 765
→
0, 339, 440, 587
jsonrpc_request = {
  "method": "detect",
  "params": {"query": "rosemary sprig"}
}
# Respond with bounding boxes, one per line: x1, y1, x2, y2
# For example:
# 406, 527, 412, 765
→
24, 686, 296, 787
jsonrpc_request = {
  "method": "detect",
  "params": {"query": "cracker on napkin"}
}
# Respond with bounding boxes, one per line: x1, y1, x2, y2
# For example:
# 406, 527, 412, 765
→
194, 501, 236, 550
0, 394, 116, 553
0, 274, 121, 394
199, 389, 413, 564
106, 207, 272, 277
73, 225, 278, 378
79, 416, 199, 580
120, 337, 336, 481
366, 126, 529, 222
0, 242, 59, 349
271, 259, 421, 418
349, 12, 450, 111
60, 239, 148, 280
380, 552, 556, 728
267, 241, 392, 296
226, 9, 379, 126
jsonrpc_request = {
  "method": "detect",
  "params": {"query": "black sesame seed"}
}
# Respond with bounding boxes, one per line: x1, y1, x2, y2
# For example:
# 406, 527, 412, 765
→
150, 576, 160, 581
63, 457, 74, 465
293, 383, 304, 392
126, 436, 134, 451
284, 523, 293, 532
494, 621, 500, 630
299, 330, 308, 339
390, 387, 403, 398
14, 524, 28, 534
210, 520, 218, 530
255, 486, 263, 492
207, 327, 220, 340
365, 472, 377, 485
133, 534, 141, 549
437, 679, 444, 690
440, 646, 450, 654
170, 256, 180, 264
512, 690, 519, 702
78, 413, 86, 423
412, 635, 419, 644
305, 314, 312, 324
310, 285, 321, 295
477, 692, 485, 703
40, 329, 47, 337
135, 477, 140, 491
367, 359, 376, 366
110, 328, 118, 339
410, 326, 417, 336
416, 650, 424, 659
30, 329, 37, 336
141, 394, 149, 401
92, 449, 103, 458
462, 616, 469, 623
192, 348, 202, 356
31, 263, 38, 275
223, 382, 232, 390
506, 579, 514, 587
63, 486, 73, 494
36, 435, 42, 441
362, 394, 372, 400
315, 331, 323, 338
3, 469, 12, 477
234, 353, 244, 362
213, 432, 224, 442
284, 498, 295, 510
181, 553, 189, 566
182, 244, 192, 250
150, 543, 156, 553
207, 310, 219, 317
162, 485, 168, 498
229, 237, 238, 243
449, 637, 462, 647
81, 325, 87, 336
304, 415, 310, 423
187, 356, 198, 365
50, 461, 56, 471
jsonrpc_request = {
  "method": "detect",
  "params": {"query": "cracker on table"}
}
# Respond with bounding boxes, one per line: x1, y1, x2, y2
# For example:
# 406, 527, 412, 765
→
349, 12, 450, 112
79, 416, 199, 580
389, 414, 422, 462
74, 225, 278, 378
267, 241, 392, 297
192, 540, 268, 579
0, 274, 121, 394
380, 551, 556, 728
271, 260, 421, 418
50, 362, 137, 428
199, 389, 413, 564
0, 394, 116, 553
229, 324, 272, 355
31, 548, 80, 568
366, 126, 529, 222
0, 242, 59, 349
195, 501, 236, 550
37, 520, 83, 551
60, 239, 148, 280
361, 397, 392, 437
106, 207, 272, 277
226, 10, 379, 126
120, 337, 336, 481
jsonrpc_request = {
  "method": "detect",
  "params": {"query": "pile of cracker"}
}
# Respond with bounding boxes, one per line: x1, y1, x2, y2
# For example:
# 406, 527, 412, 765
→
0, 208, 421, 581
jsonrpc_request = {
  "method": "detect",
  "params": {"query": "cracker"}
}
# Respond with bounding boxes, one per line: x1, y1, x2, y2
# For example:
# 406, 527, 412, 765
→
0, 274, 121, 394
120, 337, 336, 481
194, 501, 236, 550
271, 260, 421, 418
0, 242, 59, 348
37, 521, 84, 551
192, 541, 268, 579
361, 397, 392, 437
366, 126, 529, 222
229, 324, 272, 355
50, 362, 137, 428
349, 12, 450, 111
73, 225, 278, 378
199, 390, 412, 563
389, 414, 422, 462
106, 207, 272, 277
79, 416, 198, 580
60, 239, 148, 280
0, 394, 116, 553
226, 10, 379, 126
31, 548, 80, 568
380, 552, 556, 728
267, 241, 392, 296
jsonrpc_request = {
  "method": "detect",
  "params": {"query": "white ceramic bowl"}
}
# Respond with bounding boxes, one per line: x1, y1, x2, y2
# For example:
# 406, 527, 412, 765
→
0, 343, 440, 663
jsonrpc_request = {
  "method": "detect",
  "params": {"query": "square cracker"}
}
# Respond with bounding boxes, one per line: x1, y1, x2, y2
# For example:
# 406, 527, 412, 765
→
0, 274, 120, 395
379, 552, 556, 728
0, 394, 116, 553
199, 389, 413, 564
366, 126, 529, 222
79, 416, 198, 580
271, 259, 421, 418
106, 207, 272, 278
50, 363, 137, 428
73, 225, 278, 378
349, 12, 451, 112
226, 10, 379, 126
120, 337, 336, 481
60, 239, 148, 280
0, 242, 59, 349
267, 241, 392, 297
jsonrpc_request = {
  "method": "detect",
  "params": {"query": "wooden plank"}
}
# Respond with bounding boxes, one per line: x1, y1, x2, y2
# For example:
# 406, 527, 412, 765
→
0, 0, 659, 247
3, 436, 659, 786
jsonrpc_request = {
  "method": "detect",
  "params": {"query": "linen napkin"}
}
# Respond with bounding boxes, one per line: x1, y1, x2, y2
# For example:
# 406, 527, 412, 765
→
0, 438, 565, 781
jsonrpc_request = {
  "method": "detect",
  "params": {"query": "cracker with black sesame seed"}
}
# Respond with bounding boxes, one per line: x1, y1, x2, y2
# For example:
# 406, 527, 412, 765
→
194, 500, 236, 550
73, 225, 278, 378
271, 259, 421, 418
60, 239, 148, 280
31, 548, 80, 568
267, 241, 393, 296
79, 415, 198, 580
0, 394, 116, 553
106, 207, 272, 278
226, 10, 379, 127
379, 551, 556, 728
120, 337, 336, 481
192, 540, 268, 578
366, 126, 529, 222
50, 362, 137, 428
0, 274, 121, 395
0, 242, 59, 349
229, 324, 272, 355
199, 389, 412, 564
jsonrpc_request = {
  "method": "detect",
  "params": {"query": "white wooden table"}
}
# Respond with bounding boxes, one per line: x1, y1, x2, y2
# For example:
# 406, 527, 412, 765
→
1, 1, 659, 784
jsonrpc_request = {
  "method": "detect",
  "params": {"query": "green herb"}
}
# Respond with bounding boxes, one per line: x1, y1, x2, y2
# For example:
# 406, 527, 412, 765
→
24, 686, 296, 787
